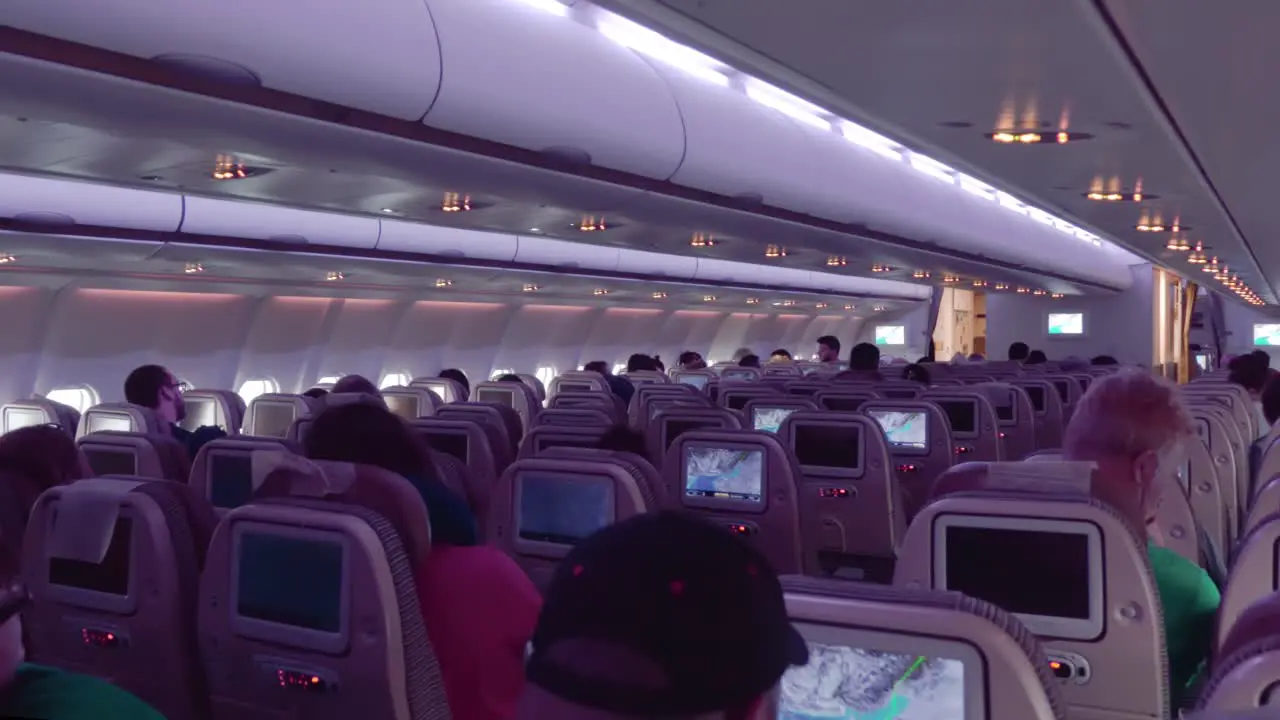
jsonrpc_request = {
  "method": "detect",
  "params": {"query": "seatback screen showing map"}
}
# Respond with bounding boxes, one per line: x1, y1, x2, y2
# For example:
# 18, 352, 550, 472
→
779, 640, 965, 719
683, 446, 764, 503
793, 425, 861, 471
867, 411, 928, 451
518, 473, 614, 544
678, 374, 709, 390
753, 407, 797, 434
935, 400, 977, 435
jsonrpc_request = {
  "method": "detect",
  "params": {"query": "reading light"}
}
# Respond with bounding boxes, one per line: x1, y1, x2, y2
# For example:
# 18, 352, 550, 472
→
746, 298, 760, 305
912, 270, 930, 279
994, 283, 1009, 291
1166, 236, 1190, 252
827, 256, 848, 267
873, 305, 886, 312
593, 288, 609, 296
325, 272, 345, 281
576, 216, 608, 232
844, 304, 855, 311
972, 280, 989, 288
441, 192, 472, 213
1136, 219, 1185, 233
596, 14, 729, 86
987, 131, 1093, 144
1188, 242, 1208, 264
690, 233, 717, 248
779, 300, 797, 307
1085, 191, 1153, 203
1203, 257, 1221, 273
942, 275, 959, 283
379, 208, 398, 214
1016, 287, 1030, 294
0, 254, 14, 265
815, 303, 828, 309
871, 264, 892, 273
1032, 289, 1047, 296
435, 279, 453, 288
1051, 293, 1065, 299
765, 245, 787, 258
652, 292, 667, 300
523, 284, 540, 292
1213, 265, 1230, 282
183, 262, 204, 274
703, 295, 717, 302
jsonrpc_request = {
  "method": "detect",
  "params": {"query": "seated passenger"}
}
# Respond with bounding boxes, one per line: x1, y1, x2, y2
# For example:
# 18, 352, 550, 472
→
598, 425, 647, 457
677, 351, 707, 370
304, 403, 540, 720
331, 374, 380, 396
1091, 355, 1119, 366
1063, 371, 1219, 708
1229, 353, 1270, 438
653, 356, 666, 373
626, 354, 658, 373
0, 581, 165, 719
835, 343, 883, 382
1008, 341, 1030, 363
439, 368, 471, 399
816, 336, 841, 364
1026, 349, 1048, 365
519, 512, 808, 719
303, 403, 477, 547
768, 349, 792, 363
738, 354, 761, 369
1262, 375, 1280, 432
496, 374, 524, 384
902, 363, 931, 385
124, 365, 225, 459
604, 374, 636, 407
0, 426, 89, 576
583, 361, 610, 375
302, 387, 329, 400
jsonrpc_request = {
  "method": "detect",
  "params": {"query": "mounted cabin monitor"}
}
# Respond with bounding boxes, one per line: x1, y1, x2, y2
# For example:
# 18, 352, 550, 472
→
752, 406, 797, 434
676, 374, 709, 390
683, 442, 765, 510
792, 423, 863, 476
478, 387, 515, 408
934, 399, 978, 438
1254, 324, 1280, 346
1047, 312, 1084, 336
874, 325, 905, 345
517, 472, 615, 547
866, 410, 928, 454
232, 525, 349, 654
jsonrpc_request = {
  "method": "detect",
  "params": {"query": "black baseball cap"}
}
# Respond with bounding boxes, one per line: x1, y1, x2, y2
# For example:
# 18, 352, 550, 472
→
526, 511, 808, 715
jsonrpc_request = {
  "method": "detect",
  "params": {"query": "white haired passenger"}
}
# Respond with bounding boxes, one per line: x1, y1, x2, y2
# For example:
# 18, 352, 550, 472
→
1062, 370, 1219, 710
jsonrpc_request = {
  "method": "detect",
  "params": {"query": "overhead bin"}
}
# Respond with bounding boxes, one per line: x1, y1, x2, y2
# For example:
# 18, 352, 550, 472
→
617, 249, 698, 280
0, 173, 182, 232
378, 221, 517, 262
693, 258, 775, 285
514, 237, 620, 271
3, 0, 442, 120
181, 196, 378, 249
421, 0, 685, 180
655, 66, 820, 208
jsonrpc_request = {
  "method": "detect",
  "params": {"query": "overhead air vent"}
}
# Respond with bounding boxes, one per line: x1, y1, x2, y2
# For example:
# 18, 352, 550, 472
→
151, 54, 263, 87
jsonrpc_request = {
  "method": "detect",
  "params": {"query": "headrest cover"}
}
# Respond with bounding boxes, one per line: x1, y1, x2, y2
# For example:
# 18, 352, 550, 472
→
985, 461, 1094, 494
48, 480, 142, 563
251, 450, 357, 498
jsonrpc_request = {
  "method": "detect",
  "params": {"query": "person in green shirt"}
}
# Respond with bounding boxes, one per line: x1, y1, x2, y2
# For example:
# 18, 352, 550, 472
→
0, 581, 166, 719
1062, 370, 1221, 711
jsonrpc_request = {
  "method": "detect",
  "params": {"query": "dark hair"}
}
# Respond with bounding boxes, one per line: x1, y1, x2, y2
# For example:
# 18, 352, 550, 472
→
584, 361, 610, 375
332, 374, 380, 396
653, 356, 665, 373
738, 354, 761, 368
1229, 353, 1269, 393
770, 349, 793, 360
1091, 355, 1119, 366
817, 336, 841, 354
438, 369, 470, 398
1264, 376, 1280, 426
849, 343, 881, 371
902, 363, 931, 385
0, 425, 86, 496
678, 351, 701, 367
1008, 342, 1030, 362
627, 354, 657, 373
302, 387, 329, 400
497, 374, 524, 384
1252, 349, 1272, 369
598, 425, 648, 457
124, 364, 170, 409
1026, 349, 1048, 365
304, 403, 430, 480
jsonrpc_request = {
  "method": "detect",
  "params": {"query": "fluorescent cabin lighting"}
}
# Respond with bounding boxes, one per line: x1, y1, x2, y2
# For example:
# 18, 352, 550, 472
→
995, 191, 1027, 215
744, 79, 832, 131
956, 173, 996, 201
907, 152, 955, 183
841, 122, 902, 160
597, 16, 729, 87
515, 0, 569, 16
1027, 207, 1056, 226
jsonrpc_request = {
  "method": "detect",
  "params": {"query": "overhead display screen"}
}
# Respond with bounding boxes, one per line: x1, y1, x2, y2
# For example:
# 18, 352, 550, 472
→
1047, 313, 1083, 336
1254, 324, 1280, 347
874, 326, 905, 345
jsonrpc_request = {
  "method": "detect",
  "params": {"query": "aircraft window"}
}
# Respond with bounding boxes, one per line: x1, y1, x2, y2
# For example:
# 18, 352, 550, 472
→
379, 372, 411, 390
535, 366, 557, 388
45, 385, 99, 413
490, 368, 516, 381
237, 379, 278, 405
316, 376, 343, 385
612, 363, 627, 376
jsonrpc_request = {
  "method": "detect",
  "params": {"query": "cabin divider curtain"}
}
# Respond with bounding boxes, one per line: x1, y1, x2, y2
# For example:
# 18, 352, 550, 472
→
925, 286, 943, 361
1179, 280, 1198, 383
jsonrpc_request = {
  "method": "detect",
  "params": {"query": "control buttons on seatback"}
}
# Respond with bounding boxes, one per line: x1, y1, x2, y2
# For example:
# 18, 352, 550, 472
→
1045, 650, 1090, 684
726, 522, 759, 537
817, 486, 855, 499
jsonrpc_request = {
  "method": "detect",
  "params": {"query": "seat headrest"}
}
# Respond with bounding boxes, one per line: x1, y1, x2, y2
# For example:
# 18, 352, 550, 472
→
930, 461, 1094, 501
45, 478, 145, 564
77, 403, 164, 439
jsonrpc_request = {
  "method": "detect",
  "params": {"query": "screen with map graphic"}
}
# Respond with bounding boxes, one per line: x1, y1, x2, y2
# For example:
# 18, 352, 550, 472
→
753, 406, 797, 434
1047, 313, 1083, 335
684, 446, 764, 502
867, 410, 927, 450
1255, 324, 1280, 346
875, 326, 905, 345
779, 642, 965, 719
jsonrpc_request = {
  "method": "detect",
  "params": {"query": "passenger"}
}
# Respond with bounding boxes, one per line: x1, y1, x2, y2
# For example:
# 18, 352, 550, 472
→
496, 374, 524, 384
738, 354, 761, 369
1262, 375, 1280, 430
1091, 355, 1119, 366
1228, 354, 1270, 437
1026, 349, 1048, 365
732, 347, 754, 363
302, 387, 329, 400
1062, 371, 1219, 708
331, 374, 380, 396
816, 336, 841, 364
768, 349, 792, 363
438, 368, 471, 399
626, 354, 657, 373
1251, 349, 1272, 369
604, 374, 636, 407
0, 426, 89, 576
583, 361, 610, 375
967, 352, 985, 362
653, 356, 666, 373
518, 512, 808, 720
835, 343, 883, 381
677, 351, 707, 370
304, 403, 539, 720
0, 581, 166, 719
123, 364, 225, 459
1007, 342, 1030, 362
598, 425, 648, 457
902, 363, 931, 385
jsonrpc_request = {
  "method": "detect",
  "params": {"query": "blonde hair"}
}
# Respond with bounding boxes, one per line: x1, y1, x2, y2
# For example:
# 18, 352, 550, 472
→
1063, 370, 1194, 460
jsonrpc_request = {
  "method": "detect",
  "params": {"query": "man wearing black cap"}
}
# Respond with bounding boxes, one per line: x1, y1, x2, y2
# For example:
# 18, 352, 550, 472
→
519, 512, 809, 719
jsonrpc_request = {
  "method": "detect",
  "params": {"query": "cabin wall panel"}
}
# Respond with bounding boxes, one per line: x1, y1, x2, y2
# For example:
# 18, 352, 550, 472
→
235, 297, 334, 394
0, 286, 58, 402
854, 303, 931, 361
1220, 300, 1280, 362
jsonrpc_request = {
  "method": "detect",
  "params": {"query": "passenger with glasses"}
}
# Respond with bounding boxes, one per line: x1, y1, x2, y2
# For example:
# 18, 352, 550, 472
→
123, 365, 225, 460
